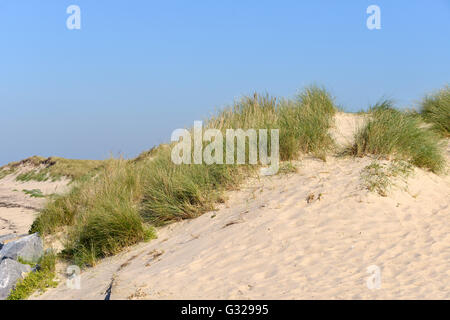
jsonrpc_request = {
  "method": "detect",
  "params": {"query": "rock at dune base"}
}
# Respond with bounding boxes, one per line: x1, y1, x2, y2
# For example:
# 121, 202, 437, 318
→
0, 234, 28, 250
0, 233, 43, 263
0, 258, 32, 300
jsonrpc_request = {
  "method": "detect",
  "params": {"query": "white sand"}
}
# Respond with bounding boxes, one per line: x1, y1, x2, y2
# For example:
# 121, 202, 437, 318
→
330, 112, 366, 148
31, 114, 450, 300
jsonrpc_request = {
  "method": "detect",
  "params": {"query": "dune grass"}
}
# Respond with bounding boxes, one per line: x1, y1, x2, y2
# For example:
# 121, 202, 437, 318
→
140, 149, 246, 226
361, 160, 413, 197
0, 167, 16, 179
31, 159, 155, 265
22, 189, 45, 198
278, 86, 336, 160
26, 87, 448, 267
349, 101, 445, 173
421, 85, 450, 137
31, 86, 337, 266
7, 252, 58, 300
0, 156, 106, 182
208, 86, 337, 160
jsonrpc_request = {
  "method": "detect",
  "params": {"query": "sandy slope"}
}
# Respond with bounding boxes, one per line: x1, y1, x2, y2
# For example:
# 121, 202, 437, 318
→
31, 114, 450, 300
0, 170, 68, 236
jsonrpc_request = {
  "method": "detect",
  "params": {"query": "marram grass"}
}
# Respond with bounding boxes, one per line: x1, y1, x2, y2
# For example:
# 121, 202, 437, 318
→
31, 86, 338, 266
0, 156, 106, 182
7, 252, 58, 300
349, 100, 446, 173
421, 85, 450, 137
29, 87, 448, 267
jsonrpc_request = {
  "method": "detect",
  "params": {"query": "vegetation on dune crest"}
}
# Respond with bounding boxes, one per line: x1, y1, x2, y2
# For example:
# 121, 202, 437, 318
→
349, 100, 446, 173
0, 156, 105, 182
278, 86, 336, 160
31, 86, 338, 266
208, 85, 337, 160
27, 85, 448, 268
421, 85, 450, 137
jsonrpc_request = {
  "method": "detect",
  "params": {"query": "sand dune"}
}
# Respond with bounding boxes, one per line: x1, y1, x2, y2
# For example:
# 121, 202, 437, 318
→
0, 114, 447, 300
31, 114, 449, 300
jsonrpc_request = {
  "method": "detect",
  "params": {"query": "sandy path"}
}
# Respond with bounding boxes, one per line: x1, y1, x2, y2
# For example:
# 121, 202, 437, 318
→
0, 172, 68, 236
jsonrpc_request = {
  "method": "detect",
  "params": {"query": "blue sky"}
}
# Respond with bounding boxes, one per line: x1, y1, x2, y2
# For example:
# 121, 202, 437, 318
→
1, 0, 449, 165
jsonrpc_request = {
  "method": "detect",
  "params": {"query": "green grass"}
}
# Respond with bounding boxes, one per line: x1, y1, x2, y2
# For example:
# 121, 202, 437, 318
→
22, 189, 45, 198
7, 252, 58, 300
208, 86, 337, 160
34, 153, 242, 266
61, 160, 159, 266
278, 86, 336, 160
16, 170, 49, 182
349, 100, 446, 173
32, 159, 155, 264
31, 86, 338, 267
421, 85, 450, 137
141, 149, 247, 226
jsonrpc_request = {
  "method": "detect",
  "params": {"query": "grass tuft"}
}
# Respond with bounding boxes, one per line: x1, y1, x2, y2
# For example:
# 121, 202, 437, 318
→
278, 86, 337, 160
140, 149, 245, 226
7, 252, 58, 300
349, 101, 446, 173
361, 160, 413, 196
421, 85, 450, 137
22, 189, 45, 198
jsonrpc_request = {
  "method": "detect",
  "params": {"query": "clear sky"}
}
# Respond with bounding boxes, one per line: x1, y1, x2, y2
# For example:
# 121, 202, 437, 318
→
1, 0, 449, 165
